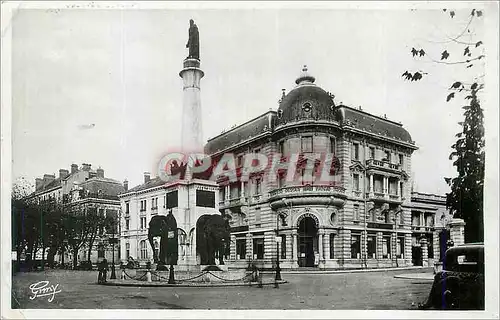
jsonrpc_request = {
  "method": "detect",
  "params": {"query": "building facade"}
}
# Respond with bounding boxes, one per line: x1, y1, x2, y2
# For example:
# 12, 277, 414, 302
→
27, 163, 124, 266
203, 66, 455, 269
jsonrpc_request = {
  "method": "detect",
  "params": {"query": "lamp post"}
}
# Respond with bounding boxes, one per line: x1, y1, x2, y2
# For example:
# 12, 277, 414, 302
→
109, 225, 118, 279
275, 214, 283, 282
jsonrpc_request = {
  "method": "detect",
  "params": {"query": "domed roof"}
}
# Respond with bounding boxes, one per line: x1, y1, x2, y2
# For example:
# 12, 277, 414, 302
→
276, 66, 337, 126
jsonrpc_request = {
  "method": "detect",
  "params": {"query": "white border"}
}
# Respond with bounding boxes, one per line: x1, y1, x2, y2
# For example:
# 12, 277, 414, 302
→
1, 1, 499, 319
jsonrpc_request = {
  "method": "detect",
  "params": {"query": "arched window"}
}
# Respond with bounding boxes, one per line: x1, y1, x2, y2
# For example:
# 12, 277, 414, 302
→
140, 240, 148, 260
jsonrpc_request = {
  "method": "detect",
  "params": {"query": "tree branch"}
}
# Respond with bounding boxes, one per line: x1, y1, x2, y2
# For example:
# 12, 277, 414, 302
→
424, 54, 484, 65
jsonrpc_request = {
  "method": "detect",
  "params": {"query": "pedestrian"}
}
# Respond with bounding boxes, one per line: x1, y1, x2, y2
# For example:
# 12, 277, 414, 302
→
97, 260, 103, 284
102, 258, 109, 283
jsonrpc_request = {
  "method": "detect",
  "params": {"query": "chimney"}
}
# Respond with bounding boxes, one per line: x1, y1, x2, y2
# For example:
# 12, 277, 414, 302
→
35, 178, 43, 191
123, 179, 129, 191
82, 163, 91, 171
59, 169, 69, 179
71, 164, 78, 174
42, 174, 55, 186
96, 168, 104, 178
144, 172, 151, 184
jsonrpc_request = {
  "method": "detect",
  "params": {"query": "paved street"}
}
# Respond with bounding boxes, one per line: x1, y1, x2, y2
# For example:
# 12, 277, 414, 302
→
11, 268, 432, 309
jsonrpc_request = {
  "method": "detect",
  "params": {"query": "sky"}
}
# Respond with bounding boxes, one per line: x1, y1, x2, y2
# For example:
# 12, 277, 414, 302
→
10, 4, 486, 194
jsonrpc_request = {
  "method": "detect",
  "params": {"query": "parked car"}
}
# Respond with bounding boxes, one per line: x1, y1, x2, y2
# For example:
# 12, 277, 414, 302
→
419, 243, 484, 310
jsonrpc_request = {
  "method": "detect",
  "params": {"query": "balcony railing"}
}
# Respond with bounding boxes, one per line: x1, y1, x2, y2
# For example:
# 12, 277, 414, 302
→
269, 184, 346, 198
367, 222, 394, 230
366, 159, 401, 171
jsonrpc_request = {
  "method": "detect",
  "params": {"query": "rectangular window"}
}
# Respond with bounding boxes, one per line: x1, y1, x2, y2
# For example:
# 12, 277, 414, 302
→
353, 204, 360, 221
279, 141, 285, 155
382, 236, 391, 259
352, 143, 359, 160
370, 147, 375, 159
253, 238, 264, 259
220, 187, 226, 202
301, 136, 313, 153
353, 174, 360, 191
330, 137, 336, 154
236, 239, 246, 260
427, 234, 434, 258
255, 178, 261, 195
389, 179, 397, 195
374, 176, 383, 193
385, 151, 391, 162
351, 234, 361, 259
196, 190, 216, 208
163, 195, 166, 208
399, 211, 405, 225
278, 172, 286, 188
397, 236, 405, 258
281, 235, 286, 259
166, 191, 178, 209
329, 234, 335, 259
125, 202, 130, 214
125, 219, 130, 231
367, 235, 377, 259
125, 243, 130, 259
412, 212, 420, 226
254, 209, 261, 224
237, 154, 243, 167
399, 154, 404, 165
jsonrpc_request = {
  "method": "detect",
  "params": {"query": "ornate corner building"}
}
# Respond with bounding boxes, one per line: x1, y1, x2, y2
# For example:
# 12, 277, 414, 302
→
204, 66, 458, 270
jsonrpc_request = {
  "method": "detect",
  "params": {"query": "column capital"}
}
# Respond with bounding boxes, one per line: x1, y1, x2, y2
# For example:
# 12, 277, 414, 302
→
318, 229, 325, 235
291, 229, 298, 236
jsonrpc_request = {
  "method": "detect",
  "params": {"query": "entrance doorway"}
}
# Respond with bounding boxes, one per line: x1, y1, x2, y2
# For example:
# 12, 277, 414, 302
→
298, 217, 318, 267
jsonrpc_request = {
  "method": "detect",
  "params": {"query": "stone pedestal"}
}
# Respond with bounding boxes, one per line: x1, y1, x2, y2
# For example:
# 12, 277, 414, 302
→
449, 218, 466, 246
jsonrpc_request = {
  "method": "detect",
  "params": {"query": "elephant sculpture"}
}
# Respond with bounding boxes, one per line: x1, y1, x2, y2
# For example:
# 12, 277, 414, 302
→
196, 214, 231, 265
148, 212, 178, 270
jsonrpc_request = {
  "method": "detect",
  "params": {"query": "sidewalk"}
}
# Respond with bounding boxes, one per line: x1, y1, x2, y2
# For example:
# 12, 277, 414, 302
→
260, 266, 433, 275
394, 272, 434, 281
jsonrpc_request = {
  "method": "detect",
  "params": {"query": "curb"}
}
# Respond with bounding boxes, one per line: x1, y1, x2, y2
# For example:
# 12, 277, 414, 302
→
260, 266, 433, 275
101, 280, 288, 288
394, 274, 434, 281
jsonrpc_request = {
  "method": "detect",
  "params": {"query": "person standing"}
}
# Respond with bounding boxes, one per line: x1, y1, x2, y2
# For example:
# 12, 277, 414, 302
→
97, 260, 103, 284
102, 258, 109, 283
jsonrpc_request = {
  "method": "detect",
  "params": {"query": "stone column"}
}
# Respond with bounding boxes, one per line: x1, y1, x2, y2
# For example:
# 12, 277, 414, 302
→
246, 233, 253, 261
180, 57, 204, 154
225, 185, 230, 202
230, 234, 236, 260
420, 237, 428, 267
318, 230, 324, 266
291, 230, 298, 268
383, 176, 388, 194
240, 180, 245, 202
287, 233, 293, 262
369, 174, 374, 195
376, 232, 383, 260
324, 232, 331, 260
449, 218, 466, 246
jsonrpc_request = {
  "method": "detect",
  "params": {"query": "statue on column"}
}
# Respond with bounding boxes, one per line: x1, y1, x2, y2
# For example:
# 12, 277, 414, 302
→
186, 19, 200, 60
